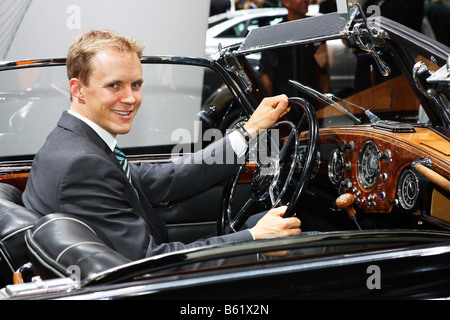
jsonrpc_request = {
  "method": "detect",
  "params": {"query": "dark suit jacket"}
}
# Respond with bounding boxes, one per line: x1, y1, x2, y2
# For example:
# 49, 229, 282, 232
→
23, 111, 253, 260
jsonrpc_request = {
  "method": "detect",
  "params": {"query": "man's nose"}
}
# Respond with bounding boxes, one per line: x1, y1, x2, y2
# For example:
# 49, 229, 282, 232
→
121, 86, 137, 104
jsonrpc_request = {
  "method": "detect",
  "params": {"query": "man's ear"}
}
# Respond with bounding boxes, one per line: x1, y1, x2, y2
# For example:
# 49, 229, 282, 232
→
69, 78, 84, 101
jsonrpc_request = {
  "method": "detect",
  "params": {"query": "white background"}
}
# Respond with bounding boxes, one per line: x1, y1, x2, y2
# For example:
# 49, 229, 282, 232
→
4, 0, 209, 60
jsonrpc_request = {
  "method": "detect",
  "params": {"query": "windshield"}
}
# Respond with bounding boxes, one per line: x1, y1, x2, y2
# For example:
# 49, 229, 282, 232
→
0, 61, 229, 160
241, 37, 450, 130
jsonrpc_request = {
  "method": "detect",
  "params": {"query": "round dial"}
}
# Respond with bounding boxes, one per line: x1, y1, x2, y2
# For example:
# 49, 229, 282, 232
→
328, 149, 344, 185
397, 169, 419, 210
357, 141, 380, 189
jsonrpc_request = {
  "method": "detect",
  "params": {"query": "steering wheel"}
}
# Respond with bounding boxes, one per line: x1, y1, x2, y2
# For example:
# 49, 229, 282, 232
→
218, 97, 319, 234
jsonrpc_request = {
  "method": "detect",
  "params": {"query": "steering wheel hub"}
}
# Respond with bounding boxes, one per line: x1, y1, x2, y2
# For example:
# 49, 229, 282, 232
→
250, 164, 275, 198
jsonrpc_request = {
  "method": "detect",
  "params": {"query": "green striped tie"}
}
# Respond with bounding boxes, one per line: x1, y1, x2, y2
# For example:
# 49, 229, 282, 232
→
114, 145, 131, 183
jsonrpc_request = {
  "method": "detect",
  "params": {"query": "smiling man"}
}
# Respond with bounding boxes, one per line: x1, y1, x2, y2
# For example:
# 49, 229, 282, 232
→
22, 30, 301, 260
68, 51, 143, 135
67, 32, 144, 137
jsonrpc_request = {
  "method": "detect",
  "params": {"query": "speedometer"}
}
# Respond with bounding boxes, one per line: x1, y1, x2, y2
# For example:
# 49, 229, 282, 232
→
357, 141, 380, 189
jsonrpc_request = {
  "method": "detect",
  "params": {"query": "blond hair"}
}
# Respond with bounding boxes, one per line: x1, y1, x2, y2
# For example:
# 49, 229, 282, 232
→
67, 29, 145, 85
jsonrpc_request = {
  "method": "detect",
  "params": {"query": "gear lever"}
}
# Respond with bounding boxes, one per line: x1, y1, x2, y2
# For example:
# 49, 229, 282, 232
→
336, 193, 362, 230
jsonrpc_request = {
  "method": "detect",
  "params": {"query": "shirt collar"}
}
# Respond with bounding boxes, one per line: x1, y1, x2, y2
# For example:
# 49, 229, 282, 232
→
67, 110, 117, 151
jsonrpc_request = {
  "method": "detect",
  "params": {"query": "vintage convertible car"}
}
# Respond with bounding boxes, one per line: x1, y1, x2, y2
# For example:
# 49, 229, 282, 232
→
0, 4, 449, 300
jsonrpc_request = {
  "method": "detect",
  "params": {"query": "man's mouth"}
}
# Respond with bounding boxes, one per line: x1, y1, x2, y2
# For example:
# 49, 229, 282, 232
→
112, 109, 132, 116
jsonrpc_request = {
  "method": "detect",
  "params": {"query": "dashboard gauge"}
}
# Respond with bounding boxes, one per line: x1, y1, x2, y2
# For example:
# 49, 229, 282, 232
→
397, 169, 419, 210
357, 141, 380, 189
328, 149, 344, 185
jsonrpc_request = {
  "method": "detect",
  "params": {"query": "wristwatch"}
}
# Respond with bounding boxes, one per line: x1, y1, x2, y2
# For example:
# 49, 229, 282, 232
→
235, 122, 251, 143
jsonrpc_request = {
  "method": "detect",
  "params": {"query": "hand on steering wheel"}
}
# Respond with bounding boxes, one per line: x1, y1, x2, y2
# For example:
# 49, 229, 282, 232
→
218, 97, 319, 235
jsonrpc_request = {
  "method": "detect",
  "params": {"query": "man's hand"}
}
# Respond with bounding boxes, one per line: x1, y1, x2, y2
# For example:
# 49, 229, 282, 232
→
249, 206, 301, 240
243, 95, 290, 138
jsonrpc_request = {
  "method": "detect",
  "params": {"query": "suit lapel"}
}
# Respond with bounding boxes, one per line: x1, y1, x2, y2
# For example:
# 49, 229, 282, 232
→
58, 111, 112, 153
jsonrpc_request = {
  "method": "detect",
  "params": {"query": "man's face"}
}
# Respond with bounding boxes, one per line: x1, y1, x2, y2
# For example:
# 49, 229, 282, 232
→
78, 49, 143, 137
283, 0, 310, 18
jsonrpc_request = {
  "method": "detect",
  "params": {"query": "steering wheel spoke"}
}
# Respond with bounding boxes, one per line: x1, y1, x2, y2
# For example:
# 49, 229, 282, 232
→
229, 197, 259, 232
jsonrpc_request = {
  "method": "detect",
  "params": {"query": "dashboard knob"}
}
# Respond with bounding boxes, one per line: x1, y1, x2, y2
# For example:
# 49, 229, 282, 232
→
340, 140, 354, 152
340, 179, 352, 190
378, 149, 391, 163
336, 193, 356, 218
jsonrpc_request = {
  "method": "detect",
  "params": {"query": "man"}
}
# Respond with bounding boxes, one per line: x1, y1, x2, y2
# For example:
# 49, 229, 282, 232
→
260, 0, 330, 98
22, 30, 301, 261
284, 0, 310, 20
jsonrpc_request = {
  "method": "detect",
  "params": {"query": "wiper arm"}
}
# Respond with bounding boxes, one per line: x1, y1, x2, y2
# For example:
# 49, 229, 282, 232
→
332, 95, 381, 124
289, 80, 362, 124
363, 107, 381, 123
289, 80, 382, 124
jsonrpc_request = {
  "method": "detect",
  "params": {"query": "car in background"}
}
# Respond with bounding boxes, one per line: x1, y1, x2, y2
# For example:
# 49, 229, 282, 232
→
206, 7, 312, 57
206, 6, 355, 93
0, 3, 450, 300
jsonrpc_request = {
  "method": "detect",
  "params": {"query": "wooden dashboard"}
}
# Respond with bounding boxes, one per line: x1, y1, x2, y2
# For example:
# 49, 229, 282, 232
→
309, 125, 450, 219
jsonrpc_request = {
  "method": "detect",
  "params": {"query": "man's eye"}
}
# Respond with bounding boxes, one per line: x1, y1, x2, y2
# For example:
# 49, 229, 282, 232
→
132, 82, 142, 89
109, 83, 119, 89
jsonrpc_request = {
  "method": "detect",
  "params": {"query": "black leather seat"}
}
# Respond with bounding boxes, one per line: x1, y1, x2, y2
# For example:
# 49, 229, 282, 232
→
0, 182, 130, 285
25, 213, 130, 282
0, 183, 41, 285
